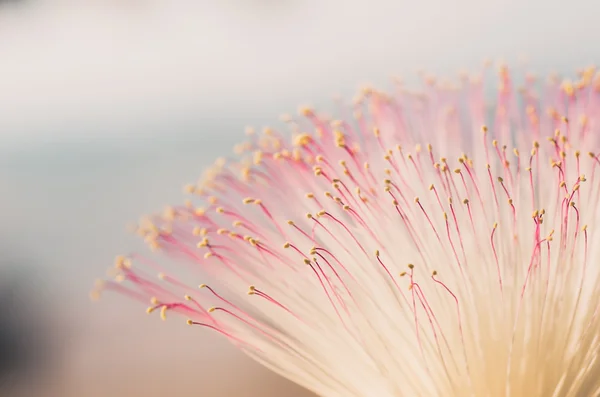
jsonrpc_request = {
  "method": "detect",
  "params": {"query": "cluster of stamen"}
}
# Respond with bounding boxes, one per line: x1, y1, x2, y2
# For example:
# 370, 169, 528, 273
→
93, 65, 600, 397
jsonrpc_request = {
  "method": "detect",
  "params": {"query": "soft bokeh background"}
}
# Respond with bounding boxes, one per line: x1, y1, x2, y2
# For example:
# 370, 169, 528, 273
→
0, 0, 599, 396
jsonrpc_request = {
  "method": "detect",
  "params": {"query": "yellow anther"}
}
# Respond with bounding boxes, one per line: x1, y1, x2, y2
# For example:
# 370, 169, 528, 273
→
253, 150, 263, 165
294, 133, 313, 147
114, 255, 126, 269
299, 106, 313, 116
204, 252, 213, 259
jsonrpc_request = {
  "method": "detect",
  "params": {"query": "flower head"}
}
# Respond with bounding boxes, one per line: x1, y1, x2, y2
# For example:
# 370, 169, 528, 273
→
94, 65, 600, 396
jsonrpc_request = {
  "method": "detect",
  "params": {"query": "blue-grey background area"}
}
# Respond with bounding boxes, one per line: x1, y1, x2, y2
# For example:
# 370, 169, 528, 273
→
0, 0, 599, 396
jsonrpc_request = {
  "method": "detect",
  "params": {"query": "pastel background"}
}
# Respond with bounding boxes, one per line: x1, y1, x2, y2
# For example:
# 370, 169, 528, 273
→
0, 0, 598, 396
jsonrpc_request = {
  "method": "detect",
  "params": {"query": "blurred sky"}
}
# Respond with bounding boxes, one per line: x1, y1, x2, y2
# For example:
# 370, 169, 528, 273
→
0, 0, 599, 396
1, 0, 599, 144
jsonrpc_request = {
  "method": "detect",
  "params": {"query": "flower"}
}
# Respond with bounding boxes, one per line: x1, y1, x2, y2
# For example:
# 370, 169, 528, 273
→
93, 64, 600, 396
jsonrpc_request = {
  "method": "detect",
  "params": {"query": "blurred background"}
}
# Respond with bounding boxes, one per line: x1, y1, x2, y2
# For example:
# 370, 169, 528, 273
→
0, 0, 598, 396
